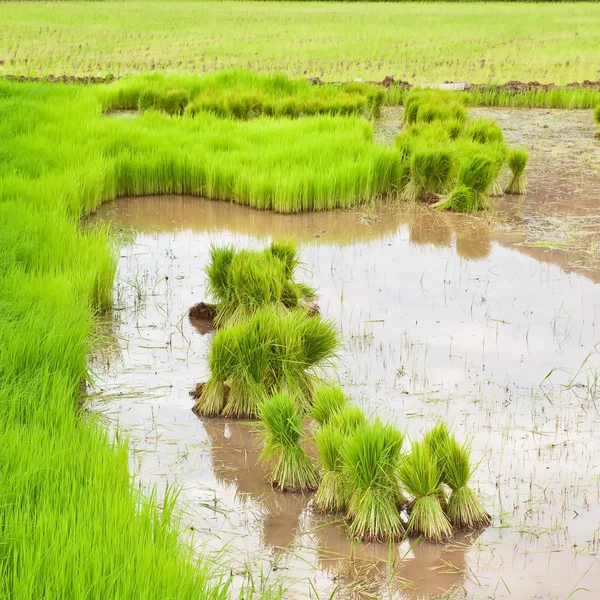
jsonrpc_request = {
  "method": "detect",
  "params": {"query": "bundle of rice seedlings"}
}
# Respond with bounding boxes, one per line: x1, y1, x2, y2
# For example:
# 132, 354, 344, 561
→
465, 118, 504, 145
205, 242, 316, 327
342, 421, 405, 542
259, 392, 320, 492
504, 148, 528, 195
311, 384, 347, 426
434, 153, 497, 212
191, 326, 238, 416
441, 437, 491, 530
192, 309, 339, 418
594, 104, 600, 138
399, 441, 453, 543
328, 405, 366, 435
313, 422, 351, 513
402, 148, 455, 202
423, 422, 453, 510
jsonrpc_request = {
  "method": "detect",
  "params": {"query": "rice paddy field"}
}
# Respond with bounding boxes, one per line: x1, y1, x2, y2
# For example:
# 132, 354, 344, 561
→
1, 2, 600, 85
2, 2, 600, 600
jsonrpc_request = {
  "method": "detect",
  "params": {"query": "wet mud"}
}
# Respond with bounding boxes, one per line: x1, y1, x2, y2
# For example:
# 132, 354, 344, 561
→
89, 107, 600, 599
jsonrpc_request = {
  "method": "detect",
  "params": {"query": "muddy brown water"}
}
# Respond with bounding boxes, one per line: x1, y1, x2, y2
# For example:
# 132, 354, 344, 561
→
89, 108, 600, 599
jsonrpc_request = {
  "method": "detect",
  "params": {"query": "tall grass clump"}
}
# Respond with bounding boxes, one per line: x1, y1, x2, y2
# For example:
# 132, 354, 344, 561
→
399, 441, 453, 543
311, 383, 347, 426
342, 421, 405, 542
595, 105, 600, 138
192, 309, 339, 418
259, 392, 319, 492
205, 241, 316, 327
504, 149, 528, 195
441, 437, 491, 530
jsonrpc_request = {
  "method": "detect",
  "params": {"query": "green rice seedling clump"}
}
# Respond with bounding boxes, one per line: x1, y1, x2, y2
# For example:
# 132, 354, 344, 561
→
423, 422, 454, 510
314, 421, 352, 513
259, 392, 319, 492
192, 309, 339, 418
399, 441, 453, 543
328, 405, 367, 435
311, 383, 347, 426
434, 153, 499, 212
342, 420, 405, 542
504, 148, 529, 195
441, 437, 491, 530
205, 241, 316, 327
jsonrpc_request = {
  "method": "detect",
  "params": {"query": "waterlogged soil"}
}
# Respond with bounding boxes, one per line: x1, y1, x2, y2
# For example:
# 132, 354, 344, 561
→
90, 108, 600, 599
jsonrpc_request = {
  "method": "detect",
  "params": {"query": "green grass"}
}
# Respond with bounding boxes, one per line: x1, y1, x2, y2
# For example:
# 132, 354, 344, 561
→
595, 104, 600, 136
1, 2, 599, 86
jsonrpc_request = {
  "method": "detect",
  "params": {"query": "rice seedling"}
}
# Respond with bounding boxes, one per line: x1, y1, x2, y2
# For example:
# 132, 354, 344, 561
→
192, 309, 339, 418
441, 437, 491, 531
204, 241, 316, 327
103, 71, 385, 120
423, 422, 453, 510
434, 153, 499, 212
504, 148, 528, 195
313, 421, 352, 513
311, 383, 347, 426
465, 118, 504, 145
399, 441, 453, 543
595, 105, 600, 138
342, 421, 405, 542
259, 391, 320, 492
328, 405, 367, 435
402, 147, 456, 202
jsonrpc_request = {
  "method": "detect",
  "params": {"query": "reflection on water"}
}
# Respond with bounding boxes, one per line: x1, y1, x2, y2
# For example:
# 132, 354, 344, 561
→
89, 106, 600, 599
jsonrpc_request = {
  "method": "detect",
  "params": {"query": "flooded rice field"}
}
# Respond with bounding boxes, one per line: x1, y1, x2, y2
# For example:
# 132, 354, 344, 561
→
89, 108, 600, 599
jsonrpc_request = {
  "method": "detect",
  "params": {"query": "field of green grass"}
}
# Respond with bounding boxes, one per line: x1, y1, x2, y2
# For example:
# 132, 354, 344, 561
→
1, 1, 599, 84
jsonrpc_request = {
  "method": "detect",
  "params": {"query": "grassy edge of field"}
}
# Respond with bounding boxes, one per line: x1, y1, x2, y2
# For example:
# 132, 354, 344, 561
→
0, 81, 290, 600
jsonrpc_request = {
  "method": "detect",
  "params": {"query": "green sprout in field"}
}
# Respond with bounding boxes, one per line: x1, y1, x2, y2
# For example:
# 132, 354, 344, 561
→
399, 441, 453, 543
311, 383, 347, 426
259, 392, 319, 492
441, 437, 491, 530
192, 309, 339, 418
504, 149, 528, 195
205, 241, 316, 328
342, 420, 405, 542
595, 105, 600, 138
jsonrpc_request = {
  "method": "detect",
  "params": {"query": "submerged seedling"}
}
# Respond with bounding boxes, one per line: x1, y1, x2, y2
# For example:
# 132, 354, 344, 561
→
259, 392, 319, 492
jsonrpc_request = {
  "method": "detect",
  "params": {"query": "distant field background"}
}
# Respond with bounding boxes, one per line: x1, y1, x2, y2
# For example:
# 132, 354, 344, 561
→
1, 1, 599, 84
